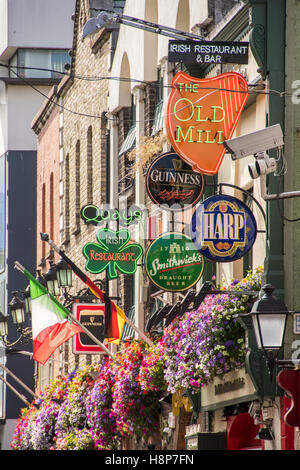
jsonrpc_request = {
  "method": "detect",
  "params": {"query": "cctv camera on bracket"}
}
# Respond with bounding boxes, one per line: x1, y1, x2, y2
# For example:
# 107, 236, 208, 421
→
223, 124, 284, 161
248, 152, 277, 180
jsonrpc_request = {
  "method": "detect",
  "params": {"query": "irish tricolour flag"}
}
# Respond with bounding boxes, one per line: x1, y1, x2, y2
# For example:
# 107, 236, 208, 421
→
24, 268, 83, 365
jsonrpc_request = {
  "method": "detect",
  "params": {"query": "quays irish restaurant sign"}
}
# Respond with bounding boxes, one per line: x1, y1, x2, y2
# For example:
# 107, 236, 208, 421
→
145, 232, 204, 291
82, 228, 143, 280
165, 71, 249, 175
190, 195, 257, 262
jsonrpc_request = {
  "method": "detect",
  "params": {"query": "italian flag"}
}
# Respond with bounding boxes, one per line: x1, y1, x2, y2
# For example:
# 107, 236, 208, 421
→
24, 268, 83, 365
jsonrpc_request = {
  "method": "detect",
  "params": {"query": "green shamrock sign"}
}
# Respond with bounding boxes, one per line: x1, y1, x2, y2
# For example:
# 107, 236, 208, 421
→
82, 227, 143, 279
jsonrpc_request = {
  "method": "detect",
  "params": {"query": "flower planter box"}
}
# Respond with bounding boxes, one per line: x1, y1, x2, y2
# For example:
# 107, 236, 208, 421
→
200, 368, 258, 411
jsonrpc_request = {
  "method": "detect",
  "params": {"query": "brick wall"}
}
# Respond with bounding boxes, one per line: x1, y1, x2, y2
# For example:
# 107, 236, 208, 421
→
58, 6, 112, 368
36, 105, 61, 268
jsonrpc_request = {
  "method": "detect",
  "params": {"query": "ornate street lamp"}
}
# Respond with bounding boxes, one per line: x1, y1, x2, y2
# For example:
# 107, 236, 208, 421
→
0, 311, 8, 338
55, 258, 72, 289
22, 286, 31, 315
44, 261, 60, 296
242, 284, 289, 380
8, 292, 25, 327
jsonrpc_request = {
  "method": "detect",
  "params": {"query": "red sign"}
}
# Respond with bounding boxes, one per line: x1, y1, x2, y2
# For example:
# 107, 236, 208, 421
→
73, 303, 106, 354
165, 71, 249, 175
277, 369, 300, 427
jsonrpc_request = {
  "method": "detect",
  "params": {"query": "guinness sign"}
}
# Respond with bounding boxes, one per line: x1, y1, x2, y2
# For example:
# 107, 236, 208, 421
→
73, 303, 106, 354
146, 152, 204, 211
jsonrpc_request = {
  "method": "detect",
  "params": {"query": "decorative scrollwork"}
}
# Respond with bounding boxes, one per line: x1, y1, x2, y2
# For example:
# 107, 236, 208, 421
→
249, 24, 266, 79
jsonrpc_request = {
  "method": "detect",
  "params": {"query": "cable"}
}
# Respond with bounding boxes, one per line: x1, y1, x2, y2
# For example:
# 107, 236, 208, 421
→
1, 62, 289, 96
0, 62, 292, 124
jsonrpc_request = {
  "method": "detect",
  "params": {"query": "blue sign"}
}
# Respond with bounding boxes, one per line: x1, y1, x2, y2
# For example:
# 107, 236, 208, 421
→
190, 194, 257, 262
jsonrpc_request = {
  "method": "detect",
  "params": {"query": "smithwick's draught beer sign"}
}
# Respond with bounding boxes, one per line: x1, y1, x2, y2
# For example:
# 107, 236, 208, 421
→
190, 195, 257, 262
145, 232, 204, 292
82, 227, 143, 280
165, 71, 249, 175
146, 151, 204, 211
73, 303, 105, 354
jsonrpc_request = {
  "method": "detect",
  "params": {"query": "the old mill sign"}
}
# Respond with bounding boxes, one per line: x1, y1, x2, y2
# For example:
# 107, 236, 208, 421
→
165, 71, 249, 175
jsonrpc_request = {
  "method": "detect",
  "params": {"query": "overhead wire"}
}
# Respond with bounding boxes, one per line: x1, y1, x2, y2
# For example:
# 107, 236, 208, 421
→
0, 63, 293, 124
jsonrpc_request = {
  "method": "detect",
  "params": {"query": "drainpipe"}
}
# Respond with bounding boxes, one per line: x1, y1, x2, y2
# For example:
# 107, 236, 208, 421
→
249, 0, 286, 296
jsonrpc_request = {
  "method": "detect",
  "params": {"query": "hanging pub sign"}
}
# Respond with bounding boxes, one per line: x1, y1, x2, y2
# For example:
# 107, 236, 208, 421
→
146, 151, 204, 211
73, 303, 106, 354
168, 40, 249, 65
190, 194, 257, 262
165, 71, 249, 175
81, 204, 143, 227
145, 232, 204, 292
82, 227, 143, 279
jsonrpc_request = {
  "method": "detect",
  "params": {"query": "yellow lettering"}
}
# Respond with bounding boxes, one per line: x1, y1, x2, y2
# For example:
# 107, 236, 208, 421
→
211, 106, 225, 122
174, 98, 194, 122
195, 105, 208, 122
204, 130, 216, 144
175, 125, 194, 142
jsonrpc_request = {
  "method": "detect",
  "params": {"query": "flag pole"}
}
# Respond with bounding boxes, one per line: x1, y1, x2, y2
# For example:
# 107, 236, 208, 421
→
14, 261, 114, 359
40, 234, 154, 348
0, 373, 31, 407
0, 363, 38, 399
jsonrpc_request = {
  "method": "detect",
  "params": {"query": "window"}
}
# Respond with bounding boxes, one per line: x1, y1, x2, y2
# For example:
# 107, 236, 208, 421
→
9, 49, 70, 79
50, 173, 54, 240
0, 155, 5, 273
87, 127, 93, 204
64, 154, 70, 243
42, 184, 46, 258
151, 68, 164, 135
119, 95, 136, 156
74, 141, 81, 232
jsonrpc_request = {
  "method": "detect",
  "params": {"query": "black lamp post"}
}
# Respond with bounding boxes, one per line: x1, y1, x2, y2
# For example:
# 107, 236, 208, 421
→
0, 311, 8, 338
44, 261, 60, 296
55, 258, 72, 289
8, 292, 25, 328
242, 284, 289, 381
22, 286, 31, 315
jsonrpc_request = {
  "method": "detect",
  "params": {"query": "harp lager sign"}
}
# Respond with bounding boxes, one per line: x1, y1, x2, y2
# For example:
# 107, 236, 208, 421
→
145, 232, 204, 291
190, 194, 257, 262
165, 71, 249, 175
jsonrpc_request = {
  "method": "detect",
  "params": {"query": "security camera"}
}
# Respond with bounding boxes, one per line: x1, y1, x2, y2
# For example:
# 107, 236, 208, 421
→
223, 124, 283, 160
248, 152, 277, 179
82, 11, 115, 39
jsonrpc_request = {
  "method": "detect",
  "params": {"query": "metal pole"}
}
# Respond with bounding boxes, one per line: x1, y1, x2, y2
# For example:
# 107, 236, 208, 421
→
0, 373, 31, 407
39, 238, 154, 347
0, 363, 38, 399
68, 312, 114, 358
14, 261, 114, 359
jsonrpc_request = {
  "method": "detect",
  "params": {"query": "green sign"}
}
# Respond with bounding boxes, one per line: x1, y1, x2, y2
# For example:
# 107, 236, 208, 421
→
82, 228, 143, 279
145, 232, 204, 292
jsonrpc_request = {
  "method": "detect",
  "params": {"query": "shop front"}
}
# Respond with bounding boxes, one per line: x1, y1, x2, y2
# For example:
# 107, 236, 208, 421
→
185, 368, 263, 450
